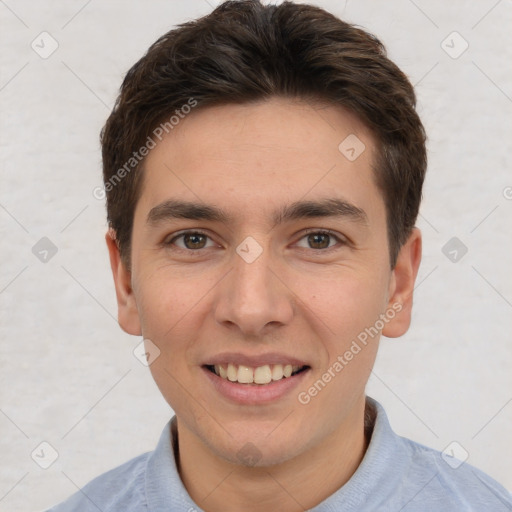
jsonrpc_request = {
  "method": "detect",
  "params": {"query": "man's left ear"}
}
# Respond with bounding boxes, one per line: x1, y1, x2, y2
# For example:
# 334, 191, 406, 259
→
382, 228, 422, 338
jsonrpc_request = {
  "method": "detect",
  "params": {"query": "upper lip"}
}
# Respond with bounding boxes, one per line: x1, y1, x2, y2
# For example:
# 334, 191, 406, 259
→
203, 352, 310, 368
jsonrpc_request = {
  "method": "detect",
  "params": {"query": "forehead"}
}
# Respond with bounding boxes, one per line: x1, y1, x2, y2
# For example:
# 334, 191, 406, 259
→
137, 97, 381, 223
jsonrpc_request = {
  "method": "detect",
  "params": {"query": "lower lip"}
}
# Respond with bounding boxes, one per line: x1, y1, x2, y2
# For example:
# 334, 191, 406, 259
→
201, 366, 310, 405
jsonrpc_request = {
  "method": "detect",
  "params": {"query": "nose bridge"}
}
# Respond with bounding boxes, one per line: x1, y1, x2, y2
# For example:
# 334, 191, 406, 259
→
214, 237, 293, 335
234, 243, 273, 298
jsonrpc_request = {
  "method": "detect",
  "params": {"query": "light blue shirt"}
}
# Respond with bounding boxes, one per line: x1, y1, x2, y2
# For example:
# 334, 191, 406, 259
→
47, 397, 512, 511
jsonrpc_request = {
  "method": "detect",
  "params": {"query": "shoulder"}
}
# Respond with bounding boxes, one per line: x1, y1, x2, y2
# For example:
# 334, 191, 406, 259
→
397, 436, 512, 511
358, 398, 512, 511
46, 451, 150, 512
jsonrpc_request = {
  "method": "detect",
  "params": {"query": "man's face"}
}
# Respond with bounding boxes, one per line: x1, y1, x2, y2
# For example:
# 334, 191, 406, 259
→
109, 97, 418, 466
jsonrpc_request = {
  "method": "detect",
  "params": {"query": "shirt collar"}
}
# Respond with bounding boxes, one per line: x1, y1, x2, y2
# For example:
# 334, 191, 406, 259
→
145, 415, 198, 511
144, 397, 406, 512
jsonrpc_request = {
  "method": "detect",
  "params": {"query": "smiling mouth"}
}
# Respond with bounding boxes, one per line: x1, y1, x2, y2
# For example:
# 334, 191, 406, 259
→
204, 363, 310, 385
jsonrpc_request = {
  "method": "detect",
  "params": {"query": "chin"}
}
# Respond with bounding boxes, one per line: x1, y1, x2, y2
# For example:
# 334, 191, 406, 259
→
207, 429, 304, 469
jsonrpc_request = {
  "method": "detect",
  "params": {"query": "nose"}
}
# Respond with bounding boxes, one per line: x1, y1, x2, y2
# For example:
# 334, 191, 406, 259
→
213, 241, 294, 338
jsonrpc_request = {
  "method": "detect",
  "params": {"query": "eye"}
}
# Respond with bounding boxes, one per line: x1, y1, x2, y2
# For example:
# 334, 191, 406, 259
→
164, 229, 345, 252
166, 230, 217, 250
295, 230, 344, 250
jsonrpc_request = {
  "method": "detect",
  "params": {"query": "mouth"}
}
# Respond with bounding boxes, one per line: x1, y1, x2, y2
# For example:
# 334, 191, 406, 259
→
201, 352, 312, 404
204, 363, 310, 385
201, 358, 311, 405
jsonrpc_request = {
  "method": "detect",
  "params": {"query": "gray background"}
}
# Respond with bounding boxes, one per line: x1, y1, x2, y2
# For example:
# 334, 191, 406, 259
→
0, 0, 511, 510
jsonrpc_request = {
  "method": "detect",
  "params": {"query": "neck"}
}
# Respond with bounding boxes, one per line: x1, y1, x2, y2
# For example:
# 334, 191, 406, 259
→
175, 398, 374, 512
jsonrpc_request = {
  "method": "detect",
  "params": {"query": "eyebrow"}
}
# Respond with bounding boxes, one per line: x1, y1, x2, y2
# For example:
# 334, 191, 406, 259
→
147, 198, 368, 227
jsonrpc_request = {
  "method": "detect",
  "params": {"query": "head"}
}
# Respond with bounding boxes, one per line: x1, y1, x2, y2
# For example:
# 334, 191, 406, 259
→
103, 0, 425, 468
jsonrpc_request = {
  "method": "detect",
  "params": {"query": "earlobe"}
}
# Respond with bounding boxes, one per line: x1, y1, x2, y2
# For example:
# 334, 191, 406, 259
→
382, 228, 422, 338
105, 230, 142, 336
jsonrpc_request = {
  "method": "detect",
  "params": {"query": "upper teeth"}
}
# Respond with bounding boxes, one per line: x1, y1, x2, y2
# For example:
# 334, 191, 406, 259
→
214, 363, 302, 384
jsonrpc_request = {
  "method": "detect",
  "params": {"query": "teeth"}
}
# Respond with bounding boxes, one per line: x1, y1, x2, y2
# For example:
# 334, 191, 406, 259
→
271, 364, 284, 381
227, 363, 238, 382
237, 365, 253, 384
212, 363, 304, 384
254, 365, 272, 384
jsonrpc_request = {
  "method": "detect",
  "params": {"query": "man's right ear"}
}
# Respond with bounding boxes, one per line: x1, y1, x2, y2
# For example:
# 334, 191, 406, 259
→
105, 229, 142, 336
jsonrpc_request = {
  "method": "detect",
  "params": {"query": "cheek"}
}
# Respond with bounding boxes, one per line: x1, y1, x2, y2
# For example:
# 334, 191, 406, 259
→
133, 264, 210, 340
137, 272, 203, 412
133, 267, 215, 389
303, 267, 389, 345
296, 273, 385, 424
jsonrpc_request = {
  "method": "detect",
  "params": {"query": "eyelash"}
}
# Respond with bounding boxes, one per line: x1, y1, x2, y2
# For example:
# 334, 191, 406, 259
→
164, 229, 346, 253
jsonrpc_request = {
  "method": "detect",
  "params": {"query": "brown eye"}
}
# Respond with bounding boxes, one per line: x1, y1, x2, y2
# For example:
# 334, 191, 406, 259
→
167, 231, 215, 250
307, 233, 331, 249
182, 233, 207, 249
296, 231, 341, 250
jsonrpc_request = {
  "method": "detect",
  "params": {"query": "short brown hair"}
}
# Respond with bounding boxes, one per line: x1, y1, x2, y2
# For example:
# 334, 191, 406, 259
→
101, 0, 426, 268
